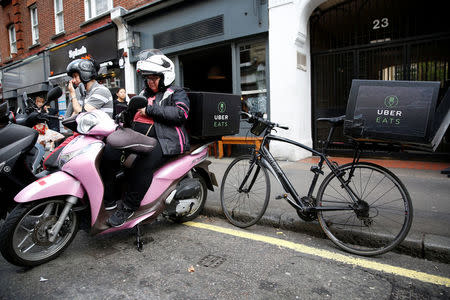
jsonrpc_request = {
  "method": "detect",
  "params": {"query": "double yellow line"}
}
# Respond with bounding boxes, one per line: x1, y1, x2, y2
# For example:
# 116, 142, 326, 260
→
185, 221, 450, 287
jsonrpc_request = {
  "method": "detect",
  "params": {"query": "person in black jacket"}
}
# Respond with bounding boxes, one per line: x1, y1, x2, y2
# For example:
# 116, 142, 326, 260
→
104, 49, 190, 227
112, 88, 128, 118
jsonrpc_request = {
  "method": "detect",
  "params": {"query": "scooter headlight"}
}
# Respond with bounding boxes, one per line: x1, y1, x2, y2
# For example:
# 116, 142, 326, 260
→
58, 142, 103, 169
77, 113, 98, 134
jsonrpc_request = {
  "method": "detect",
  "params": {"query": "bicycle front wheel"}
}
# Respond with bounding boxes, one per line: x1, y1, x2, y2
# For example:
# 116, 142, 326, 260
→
220, 155, 270, 228
316, 162, 413, 256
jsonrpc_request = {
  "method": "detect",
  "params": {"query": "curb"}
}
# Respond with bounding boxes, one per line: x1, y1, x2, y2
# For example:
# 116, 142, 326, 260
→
202, 205, 450, 263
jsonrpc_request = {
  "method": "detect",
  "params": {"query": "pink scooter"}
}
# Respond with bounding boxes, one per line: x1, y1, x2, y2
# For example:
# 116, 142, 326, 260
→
0, 107, 217, 267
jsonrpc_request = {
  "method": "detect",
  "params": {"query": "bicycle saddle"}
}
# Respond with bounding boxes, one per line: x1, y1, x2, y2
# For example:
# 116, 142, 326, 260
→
316, 115, 346, 125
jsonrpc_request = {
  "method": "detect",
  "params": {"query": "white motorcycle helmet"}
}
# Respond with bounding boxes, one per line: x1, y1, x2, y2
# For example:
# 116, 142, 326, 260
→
136, 49, 175, 88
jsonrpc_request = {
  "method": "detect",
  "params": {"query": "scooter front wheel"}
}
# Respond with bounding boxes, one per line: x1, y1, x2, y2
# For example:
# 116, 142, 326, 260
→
0, 198, 79, 267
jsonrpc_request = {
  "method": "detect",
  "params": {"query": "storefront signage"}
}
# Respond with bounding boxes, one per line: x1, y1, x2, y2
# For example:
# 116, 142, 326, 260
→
49, 27, 118, 75
68, 46, 87, 59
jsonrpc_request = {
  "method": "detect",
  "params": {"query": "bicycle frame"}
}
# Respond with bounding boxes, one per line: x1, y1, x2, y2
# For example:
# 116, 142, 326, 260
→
254, 133, 360, 212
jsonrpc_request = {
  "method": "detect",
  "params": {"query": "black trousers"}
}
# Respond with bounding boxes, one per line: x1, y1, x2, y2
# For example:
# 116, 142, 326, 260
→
101, 124, 169, 210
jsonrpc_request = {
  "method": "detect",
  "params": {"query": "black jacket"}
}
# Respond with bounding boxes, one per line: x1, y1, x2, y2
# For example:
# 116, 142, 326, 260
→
113, 99, 128, 118
141, 86, 190, 155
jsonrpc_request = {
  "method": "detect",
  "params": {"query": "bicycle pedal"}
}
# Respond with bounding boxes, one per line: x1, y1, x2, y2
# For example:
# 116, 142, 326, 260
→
275, 194, 287, 200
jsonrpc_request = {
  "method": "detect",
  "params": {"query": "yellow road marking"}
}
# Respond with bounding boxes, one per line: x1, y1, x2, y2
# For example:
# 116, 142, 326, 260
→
184, 221, 450, 287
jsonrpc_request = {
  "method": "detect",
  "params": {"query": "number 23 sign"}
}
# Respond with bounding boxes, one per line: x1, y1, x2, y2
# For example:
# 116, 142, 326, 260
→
373, 18, 389, 30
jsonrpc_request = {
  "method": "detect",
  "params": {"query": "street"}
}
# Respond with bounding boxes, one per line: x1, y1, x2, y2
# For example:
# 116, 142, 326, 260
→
1, 216, 449, 299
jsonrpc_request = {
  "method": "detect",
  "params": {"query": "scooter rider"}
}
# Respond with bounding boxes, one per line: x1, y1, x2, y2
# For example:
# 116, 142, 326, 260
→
65, 58, 113, 118
104, 49, 190, 227
42, 58, 113, 169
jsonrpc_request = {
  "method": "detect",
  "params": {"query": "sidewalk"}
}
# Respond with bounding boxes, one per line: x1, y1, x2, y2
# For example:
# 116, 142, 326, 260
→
203, 156, 450, 262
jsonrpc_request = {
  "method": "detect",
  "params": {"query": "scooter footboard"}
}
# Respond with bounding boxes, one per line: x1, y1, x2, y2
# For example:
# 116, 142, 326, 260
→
14, 171, 85, 203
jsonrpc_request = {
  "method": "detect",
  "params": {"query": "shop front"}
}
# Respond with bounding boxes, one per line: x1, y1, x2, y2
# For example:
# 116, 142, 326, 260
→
0, 53, 49, 112
122, 0, 269, 137
47, 25, 121, 118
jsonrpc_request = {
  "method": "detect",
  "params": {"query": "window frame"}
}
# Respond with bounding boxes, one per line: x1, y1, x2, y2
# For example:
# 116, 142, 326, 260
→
84, 0, 113, 20
54, 0, 64, 34
235, 38, 270, 119
30, 5, 39, 44
8, 24, 17, 54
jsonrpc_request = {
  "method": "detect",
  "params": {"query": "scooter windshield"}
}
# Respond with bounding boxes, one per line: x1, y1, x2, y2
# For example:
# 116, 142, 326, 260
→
75, 110, 116, 136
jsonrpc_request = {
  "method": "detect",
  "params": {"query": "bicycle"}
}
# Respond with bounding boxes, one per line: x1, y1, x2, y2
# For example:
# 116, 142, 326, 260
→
220, 112, 413, 256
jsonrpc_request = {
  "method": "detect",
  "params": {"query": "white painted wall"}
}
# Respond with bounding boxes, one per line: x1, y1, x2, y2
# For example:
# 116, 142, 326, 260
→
268, 0, 326, 161
111, 7, 137, 95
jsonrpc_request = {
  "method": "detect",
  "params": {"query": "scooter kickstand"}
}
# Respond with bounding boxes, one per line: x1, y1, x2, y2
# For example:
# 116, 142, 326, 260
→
135, 224, 144, 252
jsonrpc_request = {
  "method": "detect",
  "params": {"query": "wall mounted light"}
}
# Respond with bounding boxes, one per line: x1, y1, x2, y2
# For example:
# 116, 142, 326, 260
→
127, 31, 141, 50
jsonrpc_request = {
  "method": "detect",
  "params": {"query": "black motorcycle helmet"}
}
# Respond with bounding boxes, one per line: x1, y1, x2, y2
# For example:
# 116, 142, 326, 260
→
66, 58, 98, 83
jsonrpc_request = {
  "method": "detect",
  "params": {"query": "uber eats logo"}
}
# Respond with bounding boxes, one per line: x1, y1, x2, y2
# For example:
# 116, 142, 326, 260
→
214, 101, 229, 128
218, 102, 226, 113
376, 95, 403, 125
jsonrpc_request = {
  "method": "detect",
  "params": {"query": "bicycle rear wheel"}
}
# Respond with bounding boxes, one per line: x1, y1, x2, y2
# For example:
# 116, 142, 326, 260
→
316, 162, 413, 256
220, 155, 270, 228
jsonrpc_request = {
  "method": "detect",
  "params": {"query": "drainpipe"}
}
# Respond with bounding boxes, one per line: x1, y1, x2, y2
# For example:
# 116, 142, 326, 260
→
111, 7, 136, 94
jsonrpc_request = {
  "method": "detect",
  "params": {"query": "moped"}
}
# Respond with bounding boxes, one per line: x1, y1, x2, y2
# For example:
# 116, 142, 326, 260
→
0, 98, 217, 267
0, 87, 62, 220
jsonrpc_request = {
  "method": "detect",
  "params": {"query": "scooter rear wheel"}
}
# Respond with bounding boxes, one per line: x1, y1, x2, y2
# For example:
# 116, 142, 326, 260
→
0, 198, 79, 267
170, 174, 207, 223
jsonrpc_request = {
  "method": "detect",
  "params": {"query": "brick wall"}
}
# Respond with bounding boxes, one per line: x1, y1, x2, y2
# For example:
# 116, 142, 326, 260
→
0, 0, 159, 68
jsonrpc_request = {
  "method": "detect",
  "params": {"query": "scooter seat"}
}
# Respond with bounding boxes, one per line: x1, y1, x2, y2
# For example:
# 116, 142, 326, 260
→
106, 128, 157, 153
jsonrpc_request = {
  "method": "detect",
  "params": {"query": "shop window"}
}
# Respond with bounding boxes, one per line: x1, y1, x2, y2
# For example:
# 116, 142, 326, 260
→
97, 67, 121, 89
8, 24, 16, 54
54, 0, 64, 34
30, 5, 39, 44
239, 42, 267, 115
84, 0, 112, 20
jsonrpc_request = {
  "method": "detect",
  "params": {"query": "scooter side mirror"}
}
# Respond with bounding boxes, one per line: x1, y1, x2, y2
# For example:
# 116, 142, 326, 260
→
128, 95, 147, 112
62, 114, 78, 132
22, 92, 28, 108
0, 102, 9, 125
44, 86, 63, 107
0, 101, 8, 116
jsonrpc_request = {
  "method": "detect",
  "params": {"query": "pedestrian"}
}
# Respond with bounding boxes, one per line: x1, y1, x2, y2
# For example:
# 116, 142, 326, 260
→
113, 87, 128, 118
33, 96, 64, 151
102, 49, 190, 227
33, 96, 48, 143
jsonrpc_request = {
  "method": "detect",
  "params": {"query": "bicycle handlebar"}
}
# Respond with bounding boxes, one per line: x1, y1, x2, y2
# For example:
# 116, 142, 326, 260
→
240, 111, 289, 130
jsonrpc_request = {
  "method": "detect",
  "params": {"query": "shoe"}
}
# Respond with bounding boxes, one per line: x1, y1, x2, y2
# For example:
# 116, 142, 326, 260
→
104, 200, 117, 211
107, 206, 134, 227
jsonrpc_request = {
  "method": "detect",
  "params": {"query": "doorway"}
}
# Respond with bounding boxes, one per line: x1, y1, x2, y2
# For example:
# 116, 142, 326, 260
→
179, 45, 232, 93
